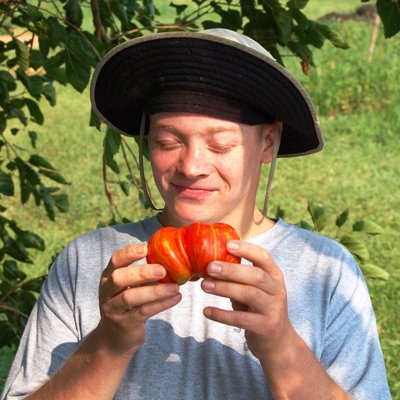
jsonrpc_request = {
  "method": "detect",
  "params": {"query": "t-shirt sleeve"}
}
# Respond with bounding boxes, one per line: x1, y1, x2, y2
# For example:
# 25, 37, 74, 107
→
321, 253, 391, 399
1, 241, 82, 399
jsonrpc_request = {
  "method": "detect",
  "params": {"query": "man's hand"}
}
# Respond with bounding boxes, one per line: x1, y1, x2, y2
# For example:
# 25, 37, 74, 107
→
27, 244, 182, 399
200, 240, 291, 361
98, 243, 182, 355
200, 240, 351, 400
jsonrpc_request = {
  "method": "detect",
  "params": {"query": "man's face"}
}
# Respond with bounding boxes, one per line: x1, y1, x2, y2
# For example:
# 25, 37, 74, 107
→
148, 112, 274, 229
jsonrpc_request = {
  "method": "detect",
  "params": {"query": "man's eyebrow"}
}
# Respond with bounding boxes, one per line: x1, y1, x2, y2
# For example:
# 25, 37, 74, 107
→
152, 123, 241, 135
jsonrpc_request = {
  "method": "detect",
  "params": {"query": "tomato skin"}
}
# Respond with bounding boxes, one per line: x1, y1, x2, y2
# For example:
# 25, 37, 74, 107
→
185, 222, 240, 277
147, 222, 241, 285
147, 227, 192, 285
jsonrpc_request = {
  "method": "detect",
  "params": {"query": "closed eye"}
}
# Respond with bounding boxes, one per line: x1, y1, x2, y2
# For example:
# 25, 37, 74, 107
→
153, 140, 182, 151
208, 146, 233, 154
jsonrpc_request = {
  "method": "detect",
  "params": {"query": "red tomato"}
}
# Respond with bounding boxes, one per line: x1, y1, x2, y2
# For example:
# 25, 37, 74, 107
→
146, 226, 192, 285
146, 222, 241, 285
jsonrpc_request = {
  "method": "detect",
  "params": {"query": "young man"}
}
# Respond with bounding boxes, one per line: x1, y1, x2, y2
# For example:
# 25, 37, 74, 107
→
1, 29, 391, 399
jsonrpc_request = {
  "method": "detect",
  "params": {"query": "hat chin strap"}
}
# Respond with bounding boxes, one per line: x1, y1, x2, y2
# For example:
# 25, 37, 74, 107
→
262, 126, 281, 217
138, 112, 163, 211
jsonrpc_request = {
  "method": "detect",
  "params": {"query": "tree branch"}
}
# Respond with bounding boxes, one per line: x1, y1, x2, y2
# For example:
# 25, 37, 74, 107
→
90, 0, 110, 42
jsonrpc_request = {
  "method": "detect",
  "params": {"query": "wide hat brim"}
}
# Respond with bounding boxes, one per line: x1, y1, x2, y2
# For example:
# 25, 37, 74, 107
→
90, 31, 323, 157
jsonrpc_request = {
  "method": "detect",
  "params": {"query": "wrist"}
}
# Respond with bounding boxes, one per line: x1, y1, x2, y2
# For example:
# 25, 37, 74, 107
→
91, 323, 142, 360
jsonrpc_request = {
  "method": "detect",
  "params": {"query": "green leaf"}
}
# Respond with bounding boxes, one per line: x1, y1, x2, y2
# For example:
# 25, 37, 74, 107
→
16, 70, 43, 99
13, 38, 29, 71
28, 131, 38, 148
287, 40, 313, 63
22, 276, 46, 293
65, 34, 91, 92
335, 208, 349, 228
0, 70, 14, 84
38, 34, 50, 58
46, 17, 68, 48
314, 22, 349, 49
89, 108, 101, 130
64, 0, 83, 27
3, 239, 31, 264
377, 0, 400, 38
24, 98, 44, 125
0, 346, 15, 377
41, 188, 56, 221
0, 114, 6, 134
340, 234, 370, 263
201, 20, 221, 30
29, 49, 45, 70
3, 264, 25, 282
361, 263, 390, 280
104, 129, 121, 172
17, 231, 45, 251
110, 0, 129, 29
307, 201, 327, 231
39, 169, 70, 185
291, 8, 311, 29
2, 260, 27, 281
0, 170, 14, 196
104, 129, 121, 156
53, 193, 69, 213
170, 2, 188, 15
272, 7, 293, 44
120, 181, 130, 196
352, 219, 384, 235
287, 0, 309, 9
296, 220, 314, 231
0, 323, 18, 349
29, 154, 55, 170
41, 84, 57, 107
220, 9, 242, 31
293, 23, 325, 49
275, 205, 286, 219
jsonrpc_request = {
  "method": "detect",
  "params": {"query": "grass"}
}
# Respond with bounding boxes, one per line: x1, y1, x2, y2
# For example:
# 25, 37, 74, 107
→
2, 2, 399, 397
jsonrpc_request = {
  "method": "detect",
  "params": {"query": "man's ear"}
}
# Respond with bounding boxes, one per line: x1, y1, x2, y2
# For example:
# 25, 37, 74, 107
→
261, 121, 282, 164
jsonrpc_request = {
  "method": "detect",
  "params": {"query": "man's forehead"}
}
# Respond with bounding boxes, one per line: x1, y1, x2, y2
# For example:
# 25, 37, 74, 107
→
149, 112, 256, 132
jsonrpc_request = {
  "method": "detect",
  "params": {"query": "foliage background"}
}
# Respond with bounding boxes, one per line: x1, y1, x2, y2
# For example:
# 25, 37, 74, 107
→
0, 0, 399, 396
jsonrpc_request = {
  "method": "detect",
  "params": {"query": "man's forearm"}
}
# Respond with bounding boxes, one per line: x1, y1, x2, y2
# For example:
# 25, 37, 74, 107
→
26, 327, 134, 400
259, 331, 351, 400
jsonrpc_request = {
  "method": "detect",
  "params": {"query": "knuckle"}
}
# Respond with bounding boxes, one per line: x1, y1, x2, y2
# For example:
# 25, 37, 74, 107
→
110, 269, 125, 288
137, 303, 151, 320
121, 289, 132, 309
243, 285, 259, 302
236, 310, 251, 328
252, 267, 266, 285
138, 265, 151, 281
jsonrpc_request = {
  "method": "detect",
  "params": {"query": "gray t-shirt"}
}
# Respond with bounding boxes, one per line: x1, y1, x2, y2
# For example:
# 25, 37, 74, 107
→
1, 217, 391, 399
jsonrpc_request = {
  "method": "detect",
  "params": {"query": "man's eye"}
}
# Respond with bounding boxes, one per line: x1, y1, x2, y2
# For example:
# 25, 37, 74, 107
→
209, 146, 232, 154
155, 141, 181, 150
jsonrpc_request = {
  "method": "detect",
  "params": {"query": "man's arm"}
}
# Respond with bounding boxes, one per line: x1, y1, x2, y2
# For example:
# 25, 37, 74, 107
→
201, 240, 350, 400
27, 244, 181, 399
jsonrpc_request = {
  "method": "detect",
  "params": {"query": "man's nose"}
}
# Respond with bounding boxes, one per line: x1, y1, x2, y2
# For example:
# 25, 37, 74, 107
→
177, 146, 212, 177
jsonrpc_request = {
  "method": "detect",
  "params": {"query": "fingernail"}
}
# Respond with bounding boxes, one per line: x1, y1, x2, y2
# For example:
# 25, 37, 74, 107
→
202, 280, 216, 291
137, 243, 147, 255
208, 262, 222, 274
165, 283, 179, 293
152, 266, 165, 277
227, 241, 240, 250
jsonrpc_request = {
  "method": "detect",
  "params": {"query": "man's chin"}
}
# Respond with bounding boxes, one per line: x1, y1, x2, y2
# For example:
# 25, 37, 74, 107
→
163, 204, 221, 226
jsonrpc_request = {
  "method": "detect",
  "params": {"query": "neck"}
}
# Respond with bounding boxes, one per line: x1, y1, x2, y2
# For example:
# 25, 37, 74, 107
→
236, 207, 276, 239
157, 207, 276, 240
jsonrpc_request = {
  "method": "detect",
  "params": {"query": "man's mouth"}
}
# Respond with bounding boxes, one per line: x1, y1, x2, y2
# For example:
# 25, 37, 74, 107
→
171, 184, 216, 199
